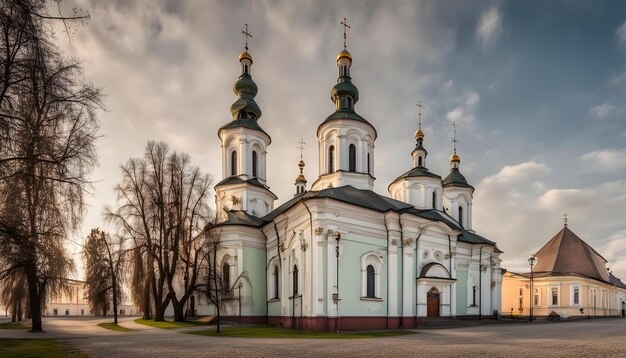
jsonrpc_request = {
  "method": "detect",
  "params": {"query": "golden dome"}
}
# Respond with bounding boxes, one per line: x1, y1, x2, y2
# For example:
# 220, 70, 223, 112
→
295, 173, 307, 182
298, 160, 305, 168
450, 153, 461, 162
336, 48, 352, 62
414, 129, 424, 138
239, 51, 253, 64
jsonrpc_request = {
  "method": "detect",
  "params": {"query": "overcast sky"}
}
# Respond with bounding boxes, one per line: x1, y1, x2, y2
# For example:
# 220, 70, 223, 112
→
57, 0, 626, 279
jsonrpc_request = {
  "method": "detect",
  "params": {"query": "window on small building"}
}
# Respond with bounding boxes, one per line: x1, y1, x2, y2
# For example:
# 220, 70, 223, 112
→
273, 265, 279, 299
328, 146, 335, 173
418, 156, 422, 167
551, 288, 558, 305
348, 144, 356, 172
231, 151, 237, 176
574, 287, 580, 305
458, 206, 464, 227
534, 288, 540, 306
80, 309, 84, 315
65, 309, 69, 316
293, 265, 299, 296
432, 191, 436, 209
252, 150, 258, 177
53, 309, 58, 316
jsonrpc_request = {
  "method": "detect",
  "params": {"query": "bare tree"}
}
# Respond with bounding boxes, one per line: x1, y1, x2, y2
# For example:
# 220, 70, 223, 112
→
83, 229, 126, 324
129, 245, 152, 320
106, 142, 212, 322
0, 0, 100, 332
0, 268, 28, 322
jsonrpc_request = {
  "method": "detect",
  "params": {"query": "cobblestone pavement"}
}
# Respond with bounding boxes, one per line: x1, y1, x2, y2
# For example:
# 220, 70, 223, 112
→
1, 317, 625, 357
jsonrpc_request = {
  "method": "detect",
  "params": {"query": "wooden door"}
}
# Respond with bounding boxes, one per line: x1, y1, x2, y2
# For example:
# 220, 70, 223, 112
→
427, 288, 440, 317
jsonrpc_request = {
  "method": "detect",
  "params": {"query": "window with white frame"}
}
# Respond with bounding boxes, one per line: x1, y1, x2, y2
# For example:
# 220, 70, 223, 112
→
551, 287, 559, 306
534, 288, 540, 306
571, 285, 581, 305
360, 252, 383, 299
518, 287, 524, 311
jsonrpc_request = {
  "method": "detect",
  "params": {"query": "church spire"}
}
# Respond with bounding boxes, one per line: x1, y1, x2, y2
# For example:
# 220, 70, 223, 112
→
333, 18, 358, 111
294, 139, 307, 196
230, 24, 261, 121
450, 120, 461, 169
443, 120, 472, 190
412, 101, 428, 168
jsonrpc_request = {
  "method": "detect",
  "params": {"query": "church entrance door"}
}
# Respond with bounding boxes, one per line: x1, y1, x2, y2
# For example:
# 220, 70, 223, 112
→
427, 287, 440, 317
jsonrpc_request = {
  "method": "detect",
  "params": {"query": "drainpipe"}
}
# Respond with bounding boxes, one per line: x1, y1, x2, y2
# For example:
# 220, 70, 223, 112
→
383, 212, 390, 328
399, 214, 403, 327
261, 230, 269, 324
479, 245, 483, 320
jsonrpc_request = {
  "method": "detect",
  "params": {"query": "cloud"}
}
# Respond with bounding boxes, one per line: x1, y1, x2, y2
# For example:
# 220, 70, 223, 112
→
476, 6, 502, 49
617, 21, 626, 45
445, 89, 480, 127
474, 161, 626, 278
589, 102, 616, 119
580, 148, 626, 172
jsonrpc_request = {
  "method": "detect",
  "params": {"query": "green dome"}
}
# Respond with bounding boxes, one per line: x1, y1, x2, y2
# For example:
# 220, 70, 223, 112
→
331, 81, 359, 103
233, 74, 258, 97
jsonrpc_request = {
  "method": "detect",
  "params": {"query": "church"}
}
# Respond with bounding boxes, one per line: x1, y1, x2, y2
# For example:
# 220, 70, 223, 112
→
197, 24, 503, 330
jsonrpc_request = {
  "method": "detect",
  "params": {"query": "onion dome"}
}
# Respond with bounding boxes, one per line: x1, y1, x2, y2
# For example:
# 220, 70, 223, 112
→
337, 48, 352, 62
239, 51, 253, 64
331, 81, 359, 103
450, 153, 460, 162
414, 129, 424, 139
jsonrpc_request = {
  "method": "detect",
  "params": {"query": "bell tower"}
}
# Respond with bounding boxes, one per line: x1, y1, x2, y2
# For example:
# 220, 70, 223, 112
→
215, 25, 277, 222
311, 18, 377, 191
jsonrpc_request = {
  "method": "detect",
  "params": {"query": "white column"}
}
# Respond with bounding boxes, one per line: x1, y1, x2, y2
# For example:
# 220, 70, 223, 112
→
388, 241, 398, 316
339, 135, 347, 171
402, 241, 414, 316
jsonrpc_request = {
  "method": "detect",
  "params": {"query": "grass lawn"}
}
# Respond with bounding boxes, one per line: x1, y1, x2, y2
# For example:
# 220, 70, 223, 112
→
97, 322, 132, 332
133, 318, 206, 329
188, 326, 416, 339
0, 339, 87, 358
0, 322, 30, 330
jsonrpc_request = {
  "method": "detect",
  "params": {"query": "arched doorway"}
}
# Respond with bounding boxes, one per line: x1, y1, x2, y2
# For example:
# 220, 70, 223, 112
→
427, 287, 440, 317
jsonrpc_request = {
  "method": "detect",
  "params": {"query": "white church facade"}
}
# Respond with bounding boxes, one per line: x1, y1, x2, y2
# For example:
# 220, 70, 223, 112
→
191, 29, 503, 330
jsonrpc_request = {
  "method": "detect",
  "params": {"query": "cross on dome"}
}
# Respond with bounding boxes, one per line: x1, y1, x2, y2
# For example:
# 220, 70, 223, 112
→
563, 213, 568, 227
242, 23, 253, 51
340, 18, 350, 49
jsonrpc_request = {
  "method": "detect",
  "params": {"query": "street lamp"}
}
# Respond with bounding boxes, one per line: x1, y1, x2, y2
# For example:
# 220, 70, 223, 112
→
334, 232, 341, 333
528, 254, 538, 322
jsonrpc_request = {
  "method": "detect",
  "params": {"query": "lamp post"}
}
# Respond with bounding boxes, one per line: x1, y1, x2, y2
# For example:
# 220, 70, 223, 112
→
334, 232, 341, 333
528, 254, 538, 322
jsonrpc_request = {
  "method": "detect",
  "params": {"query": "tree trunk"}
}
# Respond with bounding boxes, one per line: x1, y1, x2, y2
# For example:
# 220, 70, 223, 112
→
25, 265, 42, 332
142, 292, 151, 319
112, 282, 118, 325
172, 300, 185, 322
216, 305, 220, 333
154, 299, 168, 321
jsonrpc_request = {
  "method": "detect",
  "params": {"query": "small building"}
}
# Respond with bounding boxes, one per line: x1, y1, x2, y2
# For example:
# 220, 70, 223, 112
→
502, 225, 626, 319
45, 279, 136, 317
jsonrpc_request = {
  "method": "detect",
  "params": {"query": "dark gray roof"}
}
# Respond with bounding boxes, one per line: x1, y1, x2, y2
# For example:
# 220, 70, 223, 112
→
317, 109, 377, 139
443, 168, 474, 190
218, 210, 264, 227
610, 273, 626, 289
389, 166, 441, 189
259, 185, 499, 251
219, 118, 271, 142
215, 176, 266, 189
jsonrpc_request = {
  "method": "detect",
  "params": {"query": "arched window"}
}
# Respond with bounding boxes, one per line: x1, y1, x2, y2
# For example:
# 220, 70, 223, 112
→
458, 205, 463, 227
432, 191, 437, 209
222, 262, 230, 292
348, 144, 356, 172
273, 265, 279, 299
252, 150, 258, 177
244, 64, 249, 74
367, 153, 371, 174
347, 96, 353, 109
231, 151, 237, 176
292, 265, 298, 296
366, 265, 375, 298
328, 145, 335, 173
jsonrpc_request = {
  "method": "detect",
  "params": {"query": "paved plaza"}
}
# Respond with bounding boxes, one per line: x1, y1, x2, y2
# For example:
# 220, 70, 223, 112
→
1, 317, 625, 357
